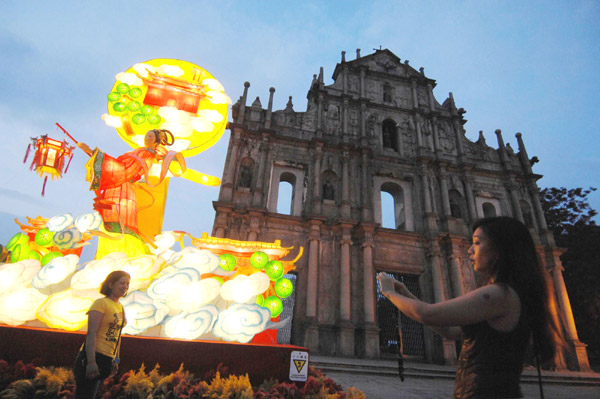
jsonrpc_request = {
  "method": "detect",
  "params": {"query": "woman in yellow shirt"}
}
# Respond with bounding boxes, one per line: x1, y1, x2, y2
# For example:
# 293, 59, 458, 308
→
74, 271, 130, 399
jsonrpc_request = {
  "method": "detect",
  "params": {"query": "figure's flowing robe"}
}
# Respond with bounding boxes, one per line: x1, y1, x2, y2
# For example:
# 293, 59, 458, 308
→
85, 147, 157, 235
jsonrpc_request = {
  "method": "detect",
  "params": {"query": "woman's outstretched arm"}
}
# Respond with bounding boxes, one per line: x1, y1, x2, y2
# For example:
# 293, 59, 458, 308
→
377, 273, 512, 330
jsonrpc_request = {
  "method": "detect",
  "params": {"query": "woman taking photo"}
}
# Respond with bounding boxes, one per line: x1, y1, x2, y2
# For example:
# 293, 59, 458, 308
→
377, 216, 562, 398
73, 271, 130, 399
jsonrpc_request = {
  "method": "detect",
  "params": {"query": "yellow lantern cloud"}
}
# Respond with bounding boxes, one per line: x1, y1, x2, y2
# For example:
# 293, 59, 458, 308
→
165, 278, 221, 313
0, 287, 48, 326
36, 289, 94, 331
119, 255, 165, 292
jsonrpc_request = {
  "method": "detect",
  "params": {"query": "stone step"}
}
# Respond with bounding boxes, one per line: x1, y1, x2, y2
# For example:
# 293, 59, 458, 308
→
310, 357, 600, 387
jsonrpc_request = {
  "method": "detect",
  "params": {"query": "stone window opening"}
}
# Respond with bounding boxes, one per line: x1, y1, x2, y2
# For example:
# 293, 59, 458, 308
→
482, 202, 497, 218
382, 119, 399, 152
276, 172, 296, 215
449, 189, 465, 219
380, 182, 406, 230
238, 158, 254, 188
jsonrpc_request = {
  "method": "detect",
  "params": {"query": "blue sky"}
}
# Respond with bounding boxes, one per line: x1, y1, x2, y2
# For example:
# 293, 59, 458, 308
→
1, 0, 599, 246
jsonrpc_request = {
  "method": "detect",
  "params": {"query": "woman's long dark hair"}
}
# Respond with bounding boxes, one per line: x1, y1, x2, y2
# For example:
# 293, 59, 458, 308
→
473, 216, 560, 363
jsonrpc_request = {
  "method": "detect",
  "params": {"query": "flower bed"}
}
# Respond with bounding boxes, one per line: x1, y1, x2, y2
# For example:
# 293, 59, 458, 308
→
0, 359, 365, 399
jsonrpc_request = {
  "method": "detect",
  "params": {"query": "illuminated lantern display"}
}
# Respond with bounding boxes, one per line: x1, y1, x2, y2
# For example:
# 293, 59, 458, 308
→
0, 260, 41, 295
23, 135, 75, 196
163, 305, 219, 339
121, 290, 169, 335
0, 287, 48, 326
36, 289, 94, 331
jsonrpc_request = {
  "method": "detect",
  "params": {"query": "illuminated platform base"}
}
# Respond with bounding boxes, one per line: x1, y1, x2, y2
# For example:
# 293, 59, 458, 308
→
0, 325, 308, 384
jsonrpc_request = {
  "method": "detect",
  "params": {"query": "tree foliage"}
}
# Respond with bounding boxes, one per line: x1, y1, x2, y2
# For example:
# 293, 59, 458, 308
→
540, 187, 600, 366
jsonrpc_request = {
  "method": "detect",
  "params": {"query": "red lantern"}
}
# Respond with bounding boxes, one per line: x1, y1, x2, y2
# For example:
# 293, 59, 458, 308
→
24, 135, 75, 196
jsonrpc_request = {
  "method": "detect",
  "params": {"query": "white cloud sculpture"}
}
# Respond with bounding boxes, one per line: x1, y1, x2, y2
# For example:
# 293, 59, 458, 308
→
169, 247, 220, 275
163, 305, 219, 340
0, 287, 48, 326
122, 290, 169, 335
212, 303, 272, 343
32, 254, 79, 294
220, 273, 270, 304
165, 278, 221, 313
0, 259, 41, 295
146, 267, 201, 303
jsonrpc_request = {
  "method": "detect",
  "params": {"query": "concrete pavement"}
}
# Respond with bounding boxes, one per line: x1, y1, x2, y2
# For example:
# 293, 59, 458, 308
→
311, 355, 600, 399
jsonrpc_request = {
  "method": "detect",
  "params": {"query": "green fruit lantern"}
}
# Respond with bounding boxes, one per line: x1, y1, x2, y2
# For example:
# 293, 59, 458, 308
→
41, 251, 63, 266
250, 251, 269, 269
264, 260, 284, 281
274, 277, 294, 298
263, 295, 283, 318
35, 228, 55, 247
7, 232, 29, 252
219, 253, 237, 271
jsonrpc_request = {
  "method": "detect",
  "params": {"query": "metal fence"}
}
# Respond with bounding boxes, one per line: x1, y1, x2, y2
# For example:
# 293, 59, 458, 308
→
377, 273, 425, 357
276, 273, 296, 344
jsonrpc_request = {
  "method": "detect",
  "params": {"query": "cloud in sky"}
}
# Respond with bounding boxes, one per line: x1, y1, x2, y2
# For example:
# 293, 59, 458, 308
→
0, 0, 598, 247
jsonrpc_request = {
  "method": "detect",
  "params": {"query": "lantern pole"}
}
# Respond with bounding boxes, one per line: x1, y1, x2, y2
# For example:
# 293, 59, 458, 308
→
55, 123, 79, 144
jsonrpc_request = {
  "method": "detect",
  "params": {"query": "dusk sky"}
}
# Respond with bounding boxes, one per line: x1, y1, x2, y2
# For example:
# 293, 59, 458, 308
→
1, 1, 599, 247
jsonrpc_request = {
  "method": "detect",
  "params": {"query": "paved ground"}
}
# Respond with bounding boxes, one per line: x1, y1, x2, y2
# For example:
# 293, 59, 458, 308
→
325, 371, 600, 399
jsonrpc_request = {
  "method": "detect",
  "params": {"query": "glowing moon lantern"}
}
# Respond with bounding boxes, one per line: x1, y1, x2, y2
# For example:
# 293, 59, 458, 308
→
104, 59, 230, 159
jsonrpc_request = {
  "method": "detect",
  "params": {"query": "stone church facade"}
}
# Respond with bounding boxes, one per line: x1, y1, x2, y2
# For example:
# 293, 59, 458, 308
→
211, 49, 590, 371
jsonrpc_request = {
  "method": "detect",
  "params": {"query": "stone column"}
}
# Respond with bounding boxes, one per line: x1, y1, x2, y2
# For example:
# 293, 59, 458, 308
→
548, 252, 591, 371
338, 227, 355, 356
264, 87, 275, 129
220, 131, 241, 201
303, 223, 321, 351
421, 169, 432, 214
415, 115, 424, 147
360, 103, 367, 144
462, 177, 477, 221
529, 183, 548, 231
411, 80, 418, 109
439, 170, 451, 217
316, 94, 324, 136
312, 145, 323, 214
360, 68, 366, 98
361, 151, 371, 221
432, 117, 441, 155
427, 83, 435, 110
252, 136, 269, 207
427, 247, 457, 365
453, 120, 465, 156
237, 81, 250, 123
362, 234, 380, 358
341, 151, 351, 218
507, 183, 524, 222
342, 98, 349, 142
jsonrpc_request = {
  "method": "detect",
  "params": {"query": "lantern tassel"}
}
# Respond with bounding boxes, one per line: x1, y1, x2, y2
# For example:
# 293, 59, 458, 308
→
23, 143, 31, 163
41, 176, 48, 197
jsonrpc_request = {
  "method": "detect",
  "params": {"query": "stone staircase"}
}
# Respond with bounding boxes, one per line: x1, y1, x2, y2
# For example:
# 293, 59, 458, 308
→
310, 355, 600, 387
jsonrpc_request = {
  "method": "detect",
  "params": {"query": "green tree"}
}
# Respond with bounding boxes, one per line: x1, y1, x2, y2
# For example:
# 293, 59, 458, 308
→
540, 187, 600, 367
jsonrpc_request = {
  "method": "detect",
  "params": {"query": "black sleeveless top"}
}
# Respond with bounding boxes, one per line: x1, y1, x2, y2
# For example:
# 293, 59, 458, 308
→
453, 297, 530, 399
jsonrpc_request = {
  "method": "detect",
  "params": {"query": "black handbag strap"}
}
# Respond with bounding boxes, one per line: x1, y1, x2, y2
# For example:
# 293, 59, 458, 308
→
113, 304, 125, 357
535, 351, 544, 399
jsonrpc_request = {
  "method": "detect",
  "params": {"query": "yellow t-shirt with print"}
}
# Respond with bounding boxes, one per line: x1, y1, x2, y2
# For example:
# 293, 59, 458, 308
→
88, 297, 126, 357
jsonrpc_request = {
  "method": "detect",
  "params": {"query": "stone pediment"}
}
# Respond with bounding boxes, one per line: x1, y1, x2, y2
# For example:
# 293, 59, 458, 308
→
333, 49, 421, 80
